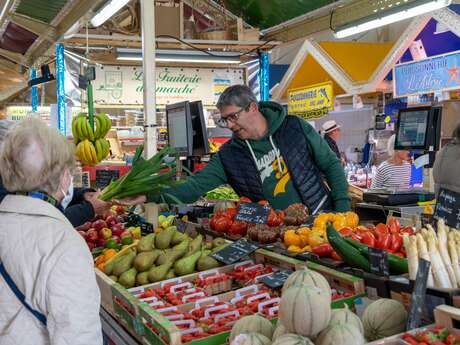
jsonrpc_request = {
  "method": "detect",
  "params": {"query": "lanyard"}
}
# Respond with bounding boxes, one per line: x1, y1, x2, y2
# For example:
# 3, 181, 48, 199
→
15, 191, 62, 210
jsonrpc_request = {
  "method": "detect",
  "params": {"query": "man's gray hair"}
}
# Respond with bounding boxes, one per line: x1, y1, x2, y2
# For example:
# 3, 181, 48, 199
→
216, 85, 258, 110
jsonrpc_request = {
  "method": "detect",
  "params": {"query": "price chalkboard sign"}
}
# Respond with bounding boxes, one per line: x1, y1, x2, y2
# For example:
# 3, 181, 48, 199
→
96, 169, 119, 189
435, 188, 460, 229
235, 203, 270, 224
368, 247, 389, 277
140, 222, 154, 235
210, 238, 259, 265
258, 270, 293, 289
406, 258, 431, 330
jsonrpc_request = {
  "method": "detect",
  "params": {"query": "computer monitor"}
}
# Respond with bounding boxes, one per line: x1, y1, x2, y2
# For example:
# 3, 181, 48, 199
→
166, 102, 193, 156
394, 106, 442, 151
189, 100, 209, 156
166, 100, 210, 157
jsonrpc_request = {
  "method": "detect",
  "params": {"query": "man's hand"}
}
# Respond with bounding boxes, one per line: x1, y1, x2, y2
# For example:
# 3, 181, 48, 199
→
84, 191, 112, 216
114, 195, 147, 206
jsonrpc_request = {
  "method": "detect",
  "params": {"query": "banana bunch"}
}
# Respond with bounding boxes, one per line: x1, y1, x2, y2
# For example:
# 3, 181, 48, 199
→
76, 139, 111, 166
72, 113, 112, 166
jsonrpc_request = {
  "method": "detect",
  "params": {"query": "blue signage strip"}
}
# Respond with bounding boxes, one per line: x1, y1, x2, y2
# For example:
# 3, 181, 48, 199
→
258, 52, 270, 101
30, 68, 38, 112
56, 43, 66, 135
394, 50, 460, 97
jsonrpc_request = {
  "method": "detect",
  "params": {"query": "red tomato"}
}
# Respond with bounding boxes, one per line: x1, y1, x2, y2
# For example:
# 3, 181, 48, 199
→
339, 227, 353, 237
228, 220, 248, 236
213, 216, 232, 232
267, 209, 281, 227
376, 232, 392, 250
387, 217, 401, 234
223, 208, 237, 219
210, 216, 218, 230
375, 223, 389, 235
312, 243, 333, 257
258, 200, 270, 206
239, 197, 252, 204
361, 231, 376, 247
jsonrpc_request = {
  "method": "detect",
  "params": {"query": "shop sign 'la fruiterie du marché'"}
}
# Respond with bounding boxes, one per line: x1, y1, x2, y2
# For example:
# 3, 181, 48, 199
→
92, 65, 245, 106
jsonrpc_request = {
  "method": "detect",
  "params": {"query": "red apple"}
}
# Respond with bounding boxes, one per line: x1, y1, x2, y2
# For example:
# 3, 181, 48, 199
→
87, 242, 96, 251
105, 215, 118, 227
92, 219, 107, 232
96, 237, 107, 248
76, 221, 92, 232
120, 230, 132, 239
100, 227, 112, 240
111, 223, 125, 237
77, 230, 87, 239
86, 229, 99, 243
115, 206, 125, 215
110, 235, 121, 244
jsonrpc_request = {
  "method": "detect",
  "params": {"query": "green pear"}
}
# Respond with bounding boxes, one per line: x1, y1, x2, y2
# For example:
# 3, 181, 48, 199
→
174, 250, 202, 276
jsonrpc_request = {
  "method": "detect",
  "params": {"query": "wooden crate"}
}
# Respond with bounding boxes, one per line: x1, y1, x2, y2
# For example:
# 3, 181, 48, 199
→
95, 268, 116, 316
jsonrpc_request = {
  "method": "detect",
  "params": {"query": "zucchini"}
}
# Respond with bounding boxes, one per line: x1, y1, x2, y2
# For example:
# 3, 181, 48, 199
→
326, 224, 370, 272
344, 237, 408, 275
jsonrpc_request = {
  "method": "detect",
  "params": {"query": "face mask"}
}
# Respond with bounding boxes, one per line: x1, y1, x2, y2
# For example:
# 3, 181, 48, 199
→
60, 174, 74, 210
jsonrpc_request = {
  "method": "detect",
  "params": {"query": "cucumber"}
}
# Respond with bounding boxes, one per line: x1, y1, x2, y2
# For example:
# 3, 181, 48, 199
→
344, 237, 408, 275
326, 224, 370, 272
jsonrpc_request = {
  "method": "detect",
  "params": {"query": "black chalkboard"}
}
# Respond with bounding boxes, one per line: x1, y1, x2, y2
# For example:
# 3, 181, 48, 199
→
81, 171, 90, 189
210, 238, 259, 265
140, 222, 154, 235
368, 247, 389, 277
96, 170, 120, 189
406, 258, 431, 330
435, 188, 460, 229
235, 203, 270, 224
258, 270, 293, 289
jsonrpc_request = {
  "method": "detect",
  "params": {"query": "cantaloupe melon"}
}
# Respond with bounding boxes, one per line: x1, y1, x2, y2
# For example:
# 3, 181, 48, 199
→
282, 267, 331, 298
229, 315, 274, 342
363, 298, 407, 341
272, 322, 288, 340
271, 333, 314, 345
328, 305, 364, 334
316, 324, 364, 345
230, 333, 271, 345
279, 284, 331, 337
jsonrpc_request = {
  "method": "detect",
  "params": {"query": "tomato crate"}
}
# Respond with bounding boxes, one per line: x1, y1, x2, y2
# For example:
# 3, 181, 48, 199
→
366, 304, 460, 345
111, 282, 145, 336
252, 248, 366, 308
138, 285, 279, 345
388, 275, 460, 324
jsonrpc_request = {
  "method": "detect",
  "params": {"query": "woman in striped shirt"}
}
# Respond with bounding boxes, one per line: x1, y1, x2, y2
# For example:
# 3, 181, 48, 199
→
371, 134, 412, 189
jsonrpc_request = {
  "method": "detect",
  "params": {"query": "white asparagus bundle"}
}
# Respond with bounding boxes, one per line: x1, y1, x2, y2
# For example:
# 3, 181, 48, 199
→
427, 235, 453, 288
436, 219, 457, 287
403, 234, 419, 281
416, 233, 435, 287
421, 228, 430, 241
448, 233, 460, 288
426, 224, 438, 243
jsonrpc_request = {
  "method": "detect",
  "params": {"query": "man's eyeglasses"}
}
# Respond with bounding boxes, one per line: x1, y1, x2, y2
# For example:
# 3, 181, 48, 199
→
214, 105, 248, 128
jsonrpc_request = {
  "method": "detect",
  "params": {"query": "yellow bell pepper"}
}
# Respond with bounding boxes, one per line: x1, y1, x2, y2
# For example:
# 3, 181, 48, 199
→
284, 230, 303, 247
287, 245, 304, 253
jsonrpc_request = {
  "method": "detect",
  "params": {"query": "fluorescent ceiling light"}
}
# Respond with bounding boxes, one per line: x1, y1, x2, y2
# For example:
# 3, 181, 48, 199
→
116, 48, 241, 64
335, 0, 451, 38
91, 0, 130, 27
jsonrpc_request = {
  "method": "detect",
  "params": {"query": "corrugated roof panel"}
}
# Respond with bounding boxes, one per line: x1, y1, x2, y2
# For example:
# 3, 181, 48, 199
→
0, 22, 37, 54
15, 0, 69, 24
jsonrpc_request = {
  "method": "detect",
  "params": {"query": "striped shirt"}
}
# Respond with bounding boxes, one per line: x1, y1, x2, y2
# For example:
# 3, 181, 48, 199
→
371, 161, 412, 189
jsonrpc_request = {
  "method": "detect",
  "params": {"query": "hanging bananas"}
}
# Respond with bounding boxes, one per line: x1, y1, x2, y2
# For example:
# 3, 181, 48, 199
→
73, 113, 112, 166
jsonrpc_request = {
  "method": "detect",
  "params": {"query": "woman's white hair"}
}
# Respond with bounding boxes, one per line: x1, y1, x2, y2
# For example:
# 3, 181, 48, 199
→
0, 117, 75, 194
387, 134, 396, 157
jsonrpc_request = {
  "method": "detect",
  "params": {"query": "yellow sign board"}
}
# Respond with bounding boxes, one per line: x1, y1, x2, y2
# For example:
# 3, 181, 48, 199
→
287, 82, 334, 120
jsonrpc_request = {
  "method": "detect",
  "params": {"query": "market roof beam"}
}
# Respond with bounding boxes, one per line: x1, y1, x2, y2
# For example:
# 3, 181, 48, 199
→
0, 47, 27, 66
8, 12, 57, 41
432, 7, 460, 37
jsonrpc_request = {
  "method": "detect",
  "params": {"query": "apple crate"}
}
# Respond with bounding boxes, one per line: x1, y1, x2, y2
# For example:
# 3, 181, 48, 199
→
252, 249, 366, 308
366, 304, 460, 345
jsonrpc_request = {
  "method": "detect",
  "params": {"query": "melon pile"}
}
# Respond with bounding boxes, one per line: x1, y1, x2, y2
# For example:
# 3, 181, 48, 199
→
229, 267, 408, 345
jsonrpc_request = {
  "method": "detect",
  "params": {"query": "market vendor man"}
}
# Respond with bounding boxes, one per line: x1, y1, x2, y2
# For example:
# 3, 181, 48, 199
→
121, 85, 350, 213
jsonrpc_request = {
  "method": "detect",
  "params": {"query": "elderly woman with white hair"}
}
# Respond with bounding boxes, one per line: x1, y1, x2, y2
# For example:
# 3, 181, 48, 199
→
371, 134, 412, 189
0, 118, 102, 345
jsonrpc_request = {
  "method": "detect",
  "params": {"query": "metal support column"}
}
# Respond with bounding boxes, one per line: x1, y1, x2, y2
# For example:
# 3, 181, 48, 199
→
56, 43, 66, 135
258, 51, 270, 101
30, 68, 38, 112
141, 0, 157, 159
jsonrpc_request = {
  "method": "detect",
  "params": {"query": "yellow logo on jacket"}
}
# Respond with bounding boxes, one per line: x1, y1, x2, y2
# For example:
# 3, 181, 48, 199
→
273, 157, 290, 196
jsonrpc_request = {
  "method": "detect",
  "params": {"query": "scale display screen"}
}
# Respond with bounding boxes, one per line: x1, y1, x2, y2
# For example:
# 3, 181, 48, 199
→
395, 109, 429, 150
167, 107, 188, 152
